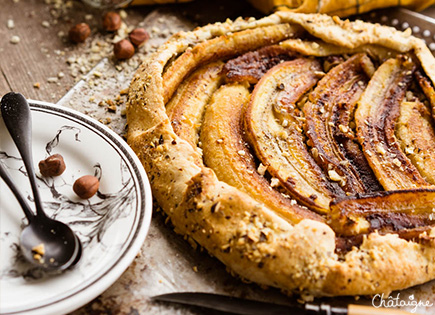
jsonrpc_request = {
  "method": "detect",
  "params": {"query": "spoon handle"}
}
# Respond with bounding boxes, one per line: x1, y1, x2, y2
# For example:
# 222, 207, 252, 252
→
0, 161, 34, 220
1, 92, 46, 218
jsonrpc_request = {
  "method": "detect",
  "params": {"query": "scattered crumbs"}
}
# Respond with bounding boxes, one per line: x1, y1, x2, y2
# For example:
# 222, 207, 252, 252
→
328, 169, 343, 182
282, 119, 289, 127
270, 177, 280, 187
338, 124, 348, 133
33, 82, 41, 89
119, 10, 128, 19
7, 19, 15, 29
47, 77, 58, 83
392, 158, 402, 167
32, 243, 45, 255
32, 243, 45, 262
93, 71, 103, 78
376, 144, 386, 155
41, 20, 50, 28
10, 35, 20, 44
107, 99, 117, 112
257, 163, 267, 176
120, 88, 129, 95
192, 266, 198, 272
405, 146, 414, 155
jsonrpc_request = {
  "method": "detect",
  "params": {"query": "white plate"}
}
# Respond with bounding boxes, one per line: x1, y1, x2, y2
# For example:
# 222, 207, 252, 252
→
0, 100, 152, 315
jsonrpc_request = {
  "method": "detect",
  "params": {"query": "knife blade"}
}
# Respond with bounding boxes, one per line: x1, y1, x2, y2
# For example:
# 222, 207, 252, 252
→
151, 292, 414, 315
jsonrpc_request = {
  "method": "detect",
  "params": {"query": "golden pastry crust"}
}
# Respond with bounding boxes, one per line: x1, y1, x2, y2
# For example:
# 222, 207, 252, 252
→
127, 12, 435, 296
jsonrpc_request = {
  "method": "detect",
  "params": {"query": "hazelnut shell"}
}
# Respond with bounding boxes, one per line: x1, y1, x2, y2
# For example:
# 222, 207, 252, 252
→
129, 28, 150, 47
102, 11, 122, 32
114, 39, 135, 60
73, 175, 100, 199
39, 154, 66, 177
68, 23, 91, 43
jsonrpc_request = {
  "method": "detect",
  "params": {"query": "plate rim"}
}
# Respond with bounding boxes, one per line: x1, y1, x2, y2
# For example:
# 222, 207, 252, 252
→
0, 100, 153, 315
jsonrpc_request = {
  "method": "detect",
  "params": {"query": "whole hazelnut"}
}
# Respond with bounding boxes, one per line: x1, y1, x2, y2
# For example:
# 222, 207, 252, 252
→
102, 11, 122, 32
128, 28, 150, 47
68, 23, 91, 43
114, 39, 135, 60
39, 154, 66, 177
73, 175, 100, 199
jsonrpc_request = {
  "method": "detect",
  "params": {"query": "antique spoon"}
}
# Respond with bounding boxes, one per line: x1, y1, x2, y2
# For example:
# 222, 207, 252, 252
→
0, 92, 82, 271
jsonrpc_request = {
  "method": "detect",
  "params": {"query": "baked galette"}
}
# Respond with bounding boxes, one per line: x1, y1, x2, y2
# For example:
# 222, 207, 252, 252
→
127, 12, 435, 296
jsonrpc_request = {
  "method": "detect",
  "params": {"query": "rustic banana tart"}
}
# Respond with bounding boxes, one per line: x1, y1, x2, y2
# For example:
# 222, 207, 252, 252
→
126, 12, 435, 297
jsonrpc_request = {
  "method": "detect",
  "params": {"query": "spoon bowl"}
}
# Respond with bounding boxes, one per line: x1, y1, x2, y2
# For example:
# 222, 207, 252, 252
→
0, 92, 82, 271
20, 216, 80, 271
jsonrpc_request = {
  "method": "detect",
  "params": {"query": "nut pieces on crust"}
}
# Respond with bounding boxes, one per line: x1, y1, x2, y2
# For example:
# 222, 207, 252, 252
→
127, 12, 435, 297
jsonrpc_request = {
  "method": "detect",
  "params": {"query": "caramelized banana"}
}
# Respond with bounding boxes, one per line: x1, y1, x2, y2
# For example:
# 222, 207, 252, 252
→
244, 58, 339, 213
355, 57, 430, 190
330, 189, 435, 236
415, 70, 435, 122
396, 100, 435, 185
304, 53, 382, 194
167, 61, 224, 148
200, 83, 322, 223
222, 45, 298, 84
162, 24, 303, 103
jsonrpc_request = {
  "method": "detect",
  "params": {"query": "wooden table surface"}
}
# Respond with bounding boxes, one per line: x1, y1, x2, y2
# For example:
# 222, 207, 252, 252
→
1, 1, 435, 314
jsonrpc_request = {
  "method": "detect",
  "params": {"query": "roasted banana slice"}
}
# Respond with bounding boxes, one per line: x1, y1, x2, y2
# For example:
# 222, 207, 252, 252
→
222, 45, 298, 84
330, 189, 435, 236
415, 70, 435, 122
200, 83, 322, 223
244, 58, 339, 213
304, 53, 382, 194
162, 23, 303, 103
167, 61, 224, 149
355, 56, 430, 190
396, 100, 435, 185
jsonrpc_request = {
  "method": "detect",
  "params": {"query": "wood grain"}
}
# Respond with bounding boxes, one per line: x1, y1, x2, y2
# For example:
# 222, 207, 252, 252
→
0, 0, 154, 102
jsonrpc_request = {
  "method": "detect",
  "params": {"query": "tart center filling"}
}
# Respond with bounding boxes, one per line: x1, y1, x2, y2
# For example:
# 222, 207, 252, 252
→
166, 40, 435, 248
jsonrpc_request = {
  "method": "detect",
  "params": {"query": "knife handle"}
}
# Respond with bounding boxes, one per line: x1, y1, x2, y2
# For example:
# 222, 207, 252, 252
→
305, 303, 413, 315
348, 304, 413, 315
